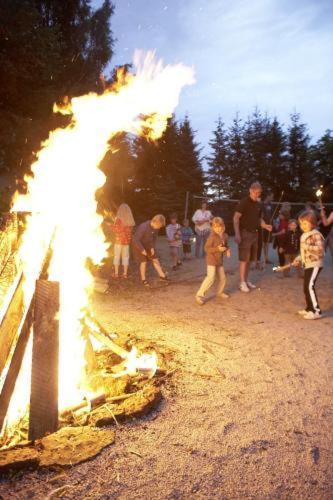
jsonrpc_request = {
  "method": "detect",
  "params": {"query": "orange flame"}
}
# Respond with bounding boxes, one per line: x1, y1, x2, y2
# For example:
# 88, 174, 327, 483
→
7, 51, 194, 420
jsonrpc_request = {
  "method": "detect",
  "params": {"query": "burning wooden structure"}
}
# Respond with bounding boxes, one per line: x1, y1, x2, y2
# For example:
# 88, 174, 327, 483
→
0, 52, 191, 469
0, 214, 163, 456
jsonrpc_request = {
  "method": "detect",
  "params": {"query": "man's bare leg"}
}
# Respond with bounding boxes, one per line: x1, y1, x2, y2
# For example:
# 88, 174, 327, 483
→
239, 261, 249, 283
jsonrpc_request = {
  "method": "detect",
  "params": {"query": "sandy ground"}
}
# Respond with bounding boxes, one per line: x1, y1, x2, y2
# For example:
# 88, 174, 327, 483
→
1, 237, 333, 499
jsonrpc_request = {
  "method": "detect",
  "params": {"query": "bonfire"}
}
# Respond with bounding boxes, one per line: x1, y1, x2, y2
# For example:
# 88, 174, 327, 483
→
0, 51, 194, 460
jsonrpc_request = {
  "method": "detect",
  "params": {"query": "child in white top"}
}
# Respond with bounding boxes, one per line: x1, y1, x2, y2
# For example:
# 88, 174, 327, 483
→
166, 213, 182, 270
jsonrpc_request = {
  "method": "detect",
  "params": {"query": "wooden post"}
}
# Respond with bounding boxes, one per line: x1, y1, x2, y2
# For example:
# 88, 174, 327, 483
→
28, 279, 59, 441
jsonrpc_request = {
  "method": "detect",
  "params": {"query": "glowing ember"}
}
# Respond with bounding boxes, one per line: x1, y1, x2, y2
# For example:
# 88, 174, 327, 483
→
126, 347, 158, 378
6, 51, 194, 425
316, 188, 323, 198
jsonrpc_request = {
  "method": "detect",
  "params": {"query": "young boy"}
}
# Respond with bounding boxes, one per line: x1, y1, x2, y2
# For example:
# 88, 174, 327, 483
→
281, 219, 302, 278
195, 217, 231, 305
181, 219, 194, 260
166, 213, 182, 270
293, 211, 325, 320
132, 214, 169, 287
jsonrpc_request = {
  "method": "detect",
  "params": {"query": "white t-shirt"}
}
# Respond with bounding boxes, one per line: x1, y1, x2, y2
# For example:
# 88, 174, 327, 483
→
192, 209, 212, 233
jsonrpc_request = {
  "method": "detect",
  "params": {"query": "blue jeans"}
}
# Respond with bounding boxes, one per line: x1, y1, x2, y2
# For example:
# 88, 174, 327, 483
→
195, 230, 209, 258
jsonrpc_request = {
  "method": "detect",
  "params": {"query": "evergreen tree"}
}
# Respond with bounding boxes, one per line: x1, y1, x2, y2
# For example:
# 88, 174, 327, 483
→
265, 116, 288, 197
227, 114, 247, 197
131, 115, 204, 220
178, 116, 204, 200
99, 133, 135, 209
286, 112, 311, 200
206, 117, 229, 199
310, 130, 333, 200
243, 108, 270, 183
0, 0, 115, 201
154, 117, 182, 216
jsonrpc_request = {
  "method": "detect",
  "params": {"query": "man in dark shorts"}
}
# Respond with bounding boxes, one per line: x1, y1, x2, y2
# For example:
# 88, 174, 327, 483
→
233, 182, 272, 292
132, 214, 169, 287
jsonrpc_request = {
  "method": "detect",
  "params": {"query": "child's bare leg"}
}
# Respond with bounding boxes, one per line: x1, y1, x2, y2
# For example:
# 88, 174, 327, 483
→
123, 264, 128, 277
171, 249, 178, 268
152, 258, 166, 278
140, 262, 147, 281
114, 264, 119, 277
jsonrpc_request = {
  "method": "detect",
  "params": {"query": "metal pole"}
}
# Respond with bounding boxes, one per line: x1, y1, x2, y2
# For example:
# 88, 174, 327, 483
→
184, 191, 190, 221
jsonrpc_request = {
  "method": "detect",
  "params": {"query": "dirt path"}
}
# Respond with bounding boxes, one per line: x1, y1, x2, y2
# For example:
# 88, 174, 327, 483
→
1, 238, 333, 499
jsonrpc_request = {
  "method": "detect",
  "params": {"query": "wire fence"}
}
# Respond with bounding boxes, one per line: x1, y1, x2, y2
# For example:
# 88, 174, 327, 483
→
205, 198, 333, 235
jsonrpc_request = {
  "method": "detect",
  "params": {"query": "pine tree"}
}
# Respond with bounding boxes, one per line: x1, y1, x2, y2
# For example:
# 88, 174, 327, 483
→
286, 112, 311, 200
0, 0, 115, 203
178, 116, 204, 200
131, 115, 204, 220
227, 114, 247, 197
99, 133, 134, 209
310, 130, 333, 200
265, 116, 287, 197
243, 108, 270, 183
206, 117, 229, 199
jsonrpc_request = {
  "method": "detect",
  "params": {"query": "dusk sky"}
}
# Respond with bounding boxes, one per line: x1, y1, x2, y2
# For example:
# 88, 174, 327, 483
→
94, 0, 333, 149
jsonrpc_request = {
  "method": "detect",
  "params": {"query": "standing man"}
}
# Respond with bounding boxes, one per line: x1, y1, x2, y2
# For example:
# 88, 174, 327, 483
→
233, 182, 272, 292
262, 191, 274, 264
192, 201, 212, 258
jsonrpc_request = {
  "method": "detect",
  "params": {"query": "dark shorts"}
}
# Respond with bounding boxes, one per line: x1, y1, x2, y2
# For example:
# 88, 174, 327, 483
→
132, 246, 158, 264
183, 243, 191, 254
238, 230, 258, 262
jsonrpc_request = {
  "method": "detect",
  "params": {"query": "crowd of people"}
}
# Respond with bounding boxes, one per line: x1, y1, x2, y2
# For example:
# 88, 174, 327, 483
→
102, 182, 332, 321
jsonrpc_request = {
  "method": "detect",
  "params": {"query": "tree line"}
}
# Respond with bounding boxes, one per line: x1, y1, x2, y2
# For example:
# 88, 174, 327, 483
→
207, 110, 333, 202
0, 1, 332, 217
102, 110, 332, 221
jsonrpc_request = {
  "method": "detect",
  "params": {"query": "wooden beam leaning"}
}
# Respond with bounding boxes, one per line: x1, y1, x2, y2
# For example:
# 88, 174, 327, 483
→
0, 298, 34, 432
29, 280, 60, 441
0, 273, 25, 377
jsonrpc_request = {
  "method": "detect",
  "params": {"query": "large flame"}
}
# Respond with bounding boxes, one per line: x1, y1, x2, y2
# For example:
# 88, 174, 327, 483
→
8, 51, 194, 416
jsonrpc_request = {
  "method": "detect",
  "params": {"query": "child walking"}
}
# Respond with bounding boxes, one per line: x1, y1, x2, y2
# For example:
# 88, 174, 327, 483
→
181, 219, 194, 260
293, 211, 325, 320
111, 203, 135, 279
196, 217, 231, 305
166, 213, 182, 270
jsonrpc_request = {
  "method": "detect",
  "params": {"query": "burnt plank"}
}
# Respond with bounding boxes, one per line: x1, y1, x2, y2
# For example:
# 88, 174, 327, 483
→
29, 280, 60, 441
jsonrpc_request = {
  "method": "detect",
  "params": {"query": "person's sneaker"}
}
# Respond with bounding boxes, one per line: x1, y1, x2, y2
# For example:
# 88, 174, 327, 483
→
196, 296, 205, 305
218, 292, 230, 299
239, 282, 250, 293
303, 311, 322, 320
247, 281, 257, 289
297, 309, 308, 316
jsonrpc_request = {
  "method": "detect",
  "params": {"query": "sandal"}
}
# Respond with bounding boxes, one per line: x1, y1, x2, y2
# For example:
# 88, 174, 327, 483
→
142, 279, 150, 287
159, 275, 170, 282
